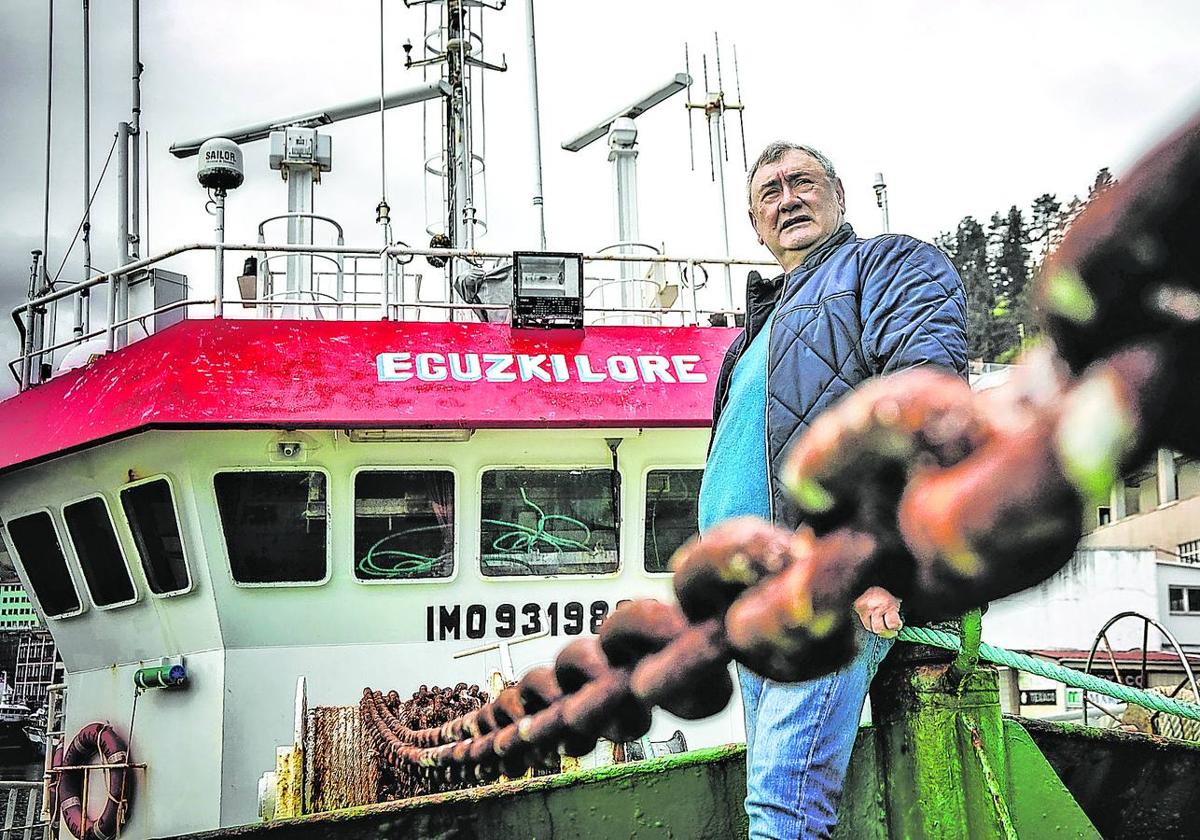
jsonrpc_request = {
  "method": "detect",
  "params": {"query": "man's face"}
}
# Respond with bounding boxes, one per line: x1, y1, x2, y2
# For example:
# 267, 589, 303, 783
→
748, 150, 846, 273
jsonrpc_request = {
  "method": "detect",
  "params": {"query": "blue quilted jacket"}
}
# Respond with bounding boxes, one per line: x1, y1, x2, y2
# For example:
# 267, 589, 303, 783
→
710, 223, 968, 530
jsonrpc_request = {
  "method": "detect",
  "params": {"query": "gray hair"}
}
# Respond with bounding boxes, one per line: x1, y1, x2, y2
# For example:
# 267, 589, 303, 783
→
746, 142, 838, 203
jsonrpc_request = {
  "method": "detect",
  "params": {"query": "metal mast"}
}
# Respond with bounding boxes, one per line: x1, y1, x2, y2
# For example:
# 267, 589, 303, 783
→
524, 0, 547, 249
873, 172, 890, 233
406, 0, 506, 285
79, 0, 92, 340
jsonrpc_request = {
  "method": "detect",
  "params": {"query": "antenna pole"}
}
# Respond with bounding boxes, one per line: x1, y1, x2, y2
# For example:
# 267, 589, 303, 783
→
710, 108, 733, 307
213, 188, 226, 319
130, 0, 141, 260
685, 45, 695, 171
143, 128, 149, 287
38, 0, 55, 378
733, 44, 748, 169
608, 119, 640, 319
525, 0, 547, 249
873, 172, 890, 233
377, 0, 394, 307
79, 0, 92, 341
686, 36, 746, 312
447, 1, 474, 255
116, 121, 130, 347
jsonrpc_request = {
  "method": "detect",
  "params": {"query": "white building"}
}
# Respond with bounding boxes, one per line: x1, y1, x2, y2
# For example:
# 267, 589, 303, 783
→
982, 548, 1200, 719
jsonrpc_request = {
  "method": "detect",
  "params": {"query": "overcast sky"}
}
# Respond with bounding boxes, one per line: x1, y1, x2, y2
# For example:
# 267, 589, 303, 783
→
2, 0, 1199, 396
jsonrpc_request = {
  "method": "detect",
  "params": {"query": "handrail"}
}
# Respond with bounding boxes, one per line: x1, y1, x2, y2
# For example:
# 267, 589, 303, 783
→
257, 213, 346, 243
14, 241, 773, 321
383, 243, 776, 267
594, 241, 664, 255
9, 240, 774, 390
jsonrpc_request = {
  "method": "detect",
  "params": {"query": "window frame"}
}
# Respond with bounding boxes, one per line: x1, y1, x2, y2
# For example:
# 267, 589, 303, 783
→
212, 466, 333, 589
2, 507, 86, 620
349, 465, 460, 586
1168, 585, 1200, 615
640, 464, 704, 578
1178, 540, 1200, 565
118, 474, 194, 598
476, 464, 623, 580
61, 492, 140, 611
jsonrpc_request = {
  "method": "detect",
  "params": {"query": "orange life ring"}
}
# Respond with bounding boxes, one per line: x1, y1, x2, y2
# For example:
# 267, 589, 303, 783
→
56, 722, 133, 840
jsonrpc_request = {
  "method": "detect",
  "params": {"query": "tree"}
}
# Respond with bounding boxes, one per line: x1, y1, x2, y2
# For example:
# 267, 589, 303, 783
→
985, 212, 1019, 356
1088, 167, 1116, 200
941, 216, 1004, 362
936, 168, 1116, 364
991, 205, 1031, 355
1028, 193, 1063, 257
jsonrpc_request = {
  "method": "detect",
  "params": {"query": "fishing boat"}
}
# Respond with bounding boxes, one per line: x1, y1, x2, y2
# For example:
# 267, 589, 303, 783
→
0, 1, 766, 836
0, 677, 32, 759
2, 2, 1199, 839
22, 706, 47, 759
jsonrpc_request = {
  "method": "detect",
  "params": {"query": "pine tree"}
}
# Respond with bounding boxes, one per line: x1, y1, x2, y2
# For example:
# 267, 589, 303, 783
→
1028, 193, 1063, 258
935, 169, 1116, 365
1022, 194, 1065, 345
942, 216, 1001, 361
994, 205, 1031, 357
1088, 167, 1116, 200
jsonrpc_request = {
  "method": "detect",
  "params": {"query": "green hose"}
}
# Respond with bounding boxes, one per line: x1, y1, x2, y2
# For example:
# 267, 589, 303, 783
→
357, 524, 449, 578
483, 488, 596, 556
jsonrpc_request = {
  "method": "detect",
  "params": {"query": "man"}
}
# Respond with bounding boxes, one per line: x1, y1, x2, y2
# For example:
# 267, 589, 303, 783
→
698, 142, 967, 839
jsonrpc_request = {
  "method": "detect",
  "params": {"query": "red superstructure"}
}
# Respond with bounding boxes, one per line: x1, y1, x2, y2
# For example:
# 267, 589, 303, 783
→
0, 319, 739, 475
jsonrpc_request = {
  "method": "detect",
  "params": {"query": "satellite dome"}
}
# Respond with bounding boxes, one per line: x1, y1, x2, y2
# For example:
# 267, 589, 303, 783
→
197, 138, 244, 191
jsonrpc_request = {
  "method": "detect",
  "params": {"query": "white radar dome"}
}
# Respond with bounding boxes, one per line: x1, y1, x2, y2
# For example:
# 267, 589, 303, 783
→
198, 138, 244, 191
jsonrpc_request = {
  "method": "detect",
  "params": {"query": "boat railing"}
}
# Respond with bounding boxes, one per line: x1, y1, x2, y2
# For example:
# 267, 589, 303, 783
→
10, 241, 775, 391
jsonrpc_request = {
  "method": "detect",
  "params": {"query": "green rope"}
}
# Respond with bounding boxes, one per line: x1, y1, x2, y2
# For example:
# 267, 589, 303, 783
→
898, 625, 1200, 723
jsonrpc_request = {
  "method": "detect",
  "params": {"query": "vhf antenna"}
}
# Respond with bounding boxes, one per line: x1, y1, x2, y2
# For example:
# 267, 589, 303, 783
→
685, 33, 747, 311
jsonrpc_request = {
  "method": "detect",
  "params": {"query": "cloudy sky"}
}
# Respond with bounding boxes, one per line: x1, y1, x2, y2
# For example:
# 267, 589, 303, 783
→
1, 0, 1199, 395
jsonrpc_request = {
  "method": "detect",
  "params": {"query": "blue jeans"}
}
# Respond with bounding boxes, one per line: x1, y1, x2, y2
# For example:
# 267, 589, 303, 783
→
738, 628, 894, 840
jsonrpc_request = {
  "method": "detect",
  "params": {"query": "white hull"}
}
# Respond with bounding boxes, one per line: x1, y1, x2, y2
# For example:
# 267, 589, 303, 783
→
0, 426, 740, 836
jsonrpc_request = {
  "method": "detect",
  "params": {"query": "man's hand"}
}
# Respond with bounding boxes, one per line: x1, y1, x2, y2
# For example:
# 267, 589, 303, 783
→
853, 586, 902, 638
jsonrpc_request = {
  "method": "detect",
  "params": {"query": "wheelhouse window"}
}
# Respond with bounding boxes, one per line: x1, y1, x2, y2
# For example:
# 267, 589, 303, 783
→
214, 471, 328, 584
644, 469, 702, 573
64, 497, 137, 607
5, 512, 81, 617
354, 470, 455, 580
121, 478, 190, 595
480, 469, 619, 577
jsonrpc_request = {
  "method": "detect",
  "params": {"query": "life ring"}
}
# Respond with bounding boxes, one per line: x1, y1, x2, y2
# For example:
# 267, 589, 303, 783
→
56, 722, 133, 840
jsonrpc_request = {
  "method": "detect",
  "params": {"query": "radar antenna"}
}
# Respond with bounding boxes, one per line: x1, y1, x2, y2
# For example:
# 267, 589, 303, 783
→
561, 74, 691, 322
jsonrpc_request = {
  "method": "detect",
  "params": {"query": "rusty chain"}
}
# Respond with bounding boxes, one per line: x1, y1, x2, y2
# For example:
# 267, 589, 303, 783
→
361, 110, 1200, 784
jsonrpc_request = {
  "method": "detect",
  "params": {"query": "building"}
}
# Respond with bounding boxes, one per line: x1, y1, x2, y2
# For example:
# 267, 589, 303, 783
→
1086, 449, 1200, 563
983, 548, 1200, 719
0, 552, 59, 706
13, 629, 58, 708
0, 583, 40, 630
